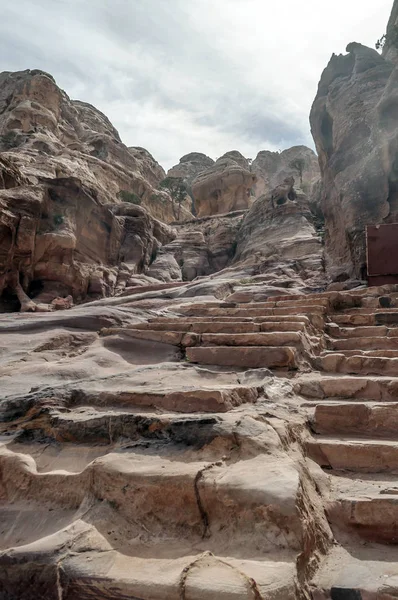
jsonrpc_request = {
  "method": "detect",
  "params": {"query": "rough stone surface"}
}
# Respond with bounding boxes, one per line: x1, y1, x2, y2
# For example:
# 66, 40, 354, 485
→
252, 145, 320, 199
310, 39, 398, 279
191, 156, 257, 217
3, 275, 398, 597
233, 177, 325, 291
167, 152, 215, 187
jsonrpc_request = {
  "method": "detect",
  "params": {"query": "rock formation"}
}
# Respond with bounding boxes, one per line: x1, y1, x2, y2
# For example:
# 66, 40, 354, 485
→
251, 145, 320, 199
383, 0, 398, 64
234, 176, 325, 292
310, 38, 398, 279
191, 153, 257, 217
0, 69, 189, 308
0, 69, 187, 223
167, 152, 215, 186
4, 4, 398, 596
0, 167, 175, 309
148, 211, 245, 282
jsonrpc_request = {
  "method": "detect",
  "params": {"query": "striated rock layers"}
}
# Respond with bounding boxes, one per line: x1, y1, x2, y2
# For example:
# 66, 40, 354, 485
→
167, 152, 215, 187
0, 69, 184, 307
234, 176, 325, 292
191, 152, 257, 217
0, 69, 187, 223
251, 145, 320, 199
0, 161, 175, 308
310, 36, 398, 279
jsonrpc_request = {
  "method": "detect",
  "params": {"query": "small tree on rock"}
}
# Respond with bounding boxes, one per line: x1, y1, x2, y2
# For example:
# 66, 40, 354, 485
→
288, 158, 306, 187
159, 176, 187, 221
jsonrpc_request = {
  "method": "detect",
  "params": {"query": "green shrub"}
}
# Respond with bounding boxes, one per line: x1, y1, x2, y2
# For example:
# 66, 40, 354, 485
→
117, 190, 142, 205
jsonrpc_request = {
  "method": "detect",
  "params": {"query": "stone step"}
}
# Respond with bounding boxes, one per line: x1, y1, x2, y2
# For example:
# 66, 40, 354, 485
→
200, 331, 304, 348
306, 436, 398, 472
158, 314, 314, 324
136, 321, 262, 333
71, 385, 260, 414
0, 447, 303, 553
331, 313, 378, 326
330, 336, 398, 351
101, 327, 200, 347
326, 324, 397, 339
321, 349, 398, 359
311, 544, 398, 599
320, 353, 398, 376
7, 409, 280, 458
326, 474, 398, 544
312, 402, 398, 437
0, 519, 298, 599
130, 320, 308, 334
343, 308, 398, 315
235, 297, 331, 309
332, 311, 398, 327
295, 375, 398, 401
186, 346, 298, 369
177, 306, 327, 318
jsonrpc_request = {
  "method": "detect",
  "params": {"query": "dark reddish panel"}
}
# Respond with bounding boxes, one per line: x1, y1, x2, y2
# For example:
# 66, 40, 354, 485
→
367, 224, 398, 285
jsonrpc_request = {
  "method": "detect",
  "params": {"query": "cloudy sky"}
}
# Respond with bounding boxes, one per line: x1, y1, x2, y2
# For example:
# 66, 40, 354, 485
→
0, 0, 393, 169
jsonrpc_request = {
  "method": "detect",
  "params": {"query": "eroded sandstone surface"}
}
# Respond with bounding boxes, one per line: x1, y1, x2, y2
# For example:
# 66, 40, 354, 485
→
310, 30, 398, 279
3, 2, 398, 595
3, 280, 398, 598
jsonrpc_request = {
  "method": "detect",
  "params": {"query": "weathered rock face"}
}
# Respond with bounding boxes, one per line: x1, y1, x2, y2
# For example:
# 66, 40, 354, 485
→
0, 69, 189, 308
191, 155, 256, 217
234, 177, 325, 291
148, 212, 244, 282
0, 167, 176, 308
310, 39, 398, 279
0, 69, 184, 224
383, 0, 398, 64
167, 152, 214, 186
251, 145, 320, 199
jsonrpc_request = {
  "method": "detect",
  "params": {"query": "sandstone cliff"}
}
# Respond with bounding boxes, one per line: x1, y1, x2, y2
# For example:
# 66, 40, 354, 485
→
0, 69, 184, 224
383, 0, 398, 64
191, 153, 256, 217
251, 145, 319, 199
234, 176, 325, 292
0, 70, 182, 308
310, 41, 398, 279
167, 152, 214, 186
0, 159, 175, 309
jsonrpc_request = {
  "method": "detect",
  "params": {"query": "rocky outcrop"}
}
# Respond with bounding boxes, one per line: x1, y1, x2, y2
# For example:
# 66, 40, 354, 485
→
191, 155, 256, 217
0, 169, 176, 308
310, 40, 398, 279
383, 0, 398, 64
251, 145, 320, 199
148, 211, 244, 281
234, 177, 325, 291
167, 152, 214, 186
0, 69, 185, 224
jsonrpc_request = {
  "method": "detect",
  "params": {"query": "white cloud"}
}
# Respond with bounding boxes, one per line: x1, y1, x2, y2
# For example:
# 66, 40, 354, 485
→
0, 0, 393, 169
